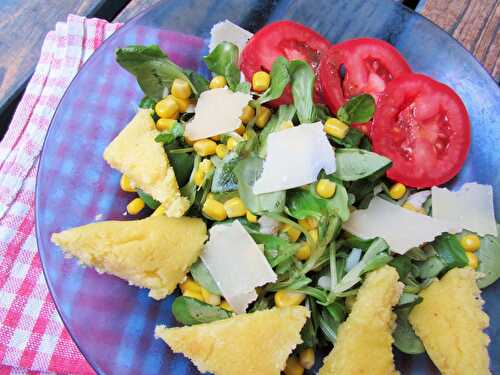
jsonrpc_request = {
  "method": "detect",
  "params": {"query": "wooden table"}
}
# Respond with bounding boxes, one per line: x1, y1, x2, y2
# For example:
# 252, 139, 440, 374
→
0, 0, 497, 135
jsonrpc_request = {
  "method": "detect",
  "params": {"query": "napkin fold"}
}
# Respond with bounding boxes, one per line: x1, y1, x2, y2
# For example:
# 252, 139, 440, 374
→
0, 15, 122, 375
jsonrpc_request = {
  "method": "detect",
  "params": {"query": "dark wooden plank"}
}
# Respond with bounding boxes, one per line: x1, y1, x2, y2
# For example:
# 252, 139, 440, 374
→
419, 0, 500, 80
114, 0, 163, 22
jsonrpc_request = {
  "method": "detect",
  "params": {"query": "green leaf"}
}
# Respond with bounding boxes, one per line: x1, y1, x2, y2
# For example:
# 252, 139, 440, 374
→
165, 140, 195, 187
289, 60, 315, 123
334, 148, 392, 181
116, 45, 197, 100
211, 152, 240, 192
203, 42, 240, 91
319, 308, 340, 344
136, 190, 160, 210
328, 127, 365, 148
390, 255, 413, 279
233, 154, 285, 214
257, 57, 290, 104
362, 253, 393, 273
190, 260, 221, 295
155, 122, 184, 144
172, 296, 231, 325
433, 234, 469, 271
258, 105, 296, 158
184, 69, 209, 94
393, 307, 425, 354
313, 104, 331, 122
396, 293, 423, 309
236, 81, 251, 93
336, 94, 375, 124
139, 96, 156, 109
417, 256, 445, 279
477, 229, 500, 288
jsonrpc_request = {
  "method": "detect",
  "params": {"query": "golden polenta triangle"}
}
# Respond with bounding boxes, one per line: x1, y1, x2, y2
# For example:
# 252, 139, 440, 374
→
51, 216, 206, 300
103, 109, 189, 217
409, 267, 490, 375
319, 265, 403, 375
155, 306, 309, 375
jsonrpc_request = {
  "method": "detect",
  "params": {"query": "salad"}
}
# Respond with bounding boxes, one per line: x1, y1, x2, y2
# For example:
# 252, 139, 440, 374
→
50, 20, 499, 375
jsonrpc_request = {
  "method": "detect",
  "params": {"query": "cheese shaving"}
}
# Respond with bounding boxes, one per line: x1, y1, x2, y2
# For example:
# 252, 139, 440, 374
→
209, 20, 253, 53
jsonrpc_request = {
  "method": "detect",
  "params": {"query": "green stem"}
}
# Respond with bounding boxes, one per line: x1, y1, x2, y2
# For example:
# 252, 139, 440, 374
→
169, 147, 194, 154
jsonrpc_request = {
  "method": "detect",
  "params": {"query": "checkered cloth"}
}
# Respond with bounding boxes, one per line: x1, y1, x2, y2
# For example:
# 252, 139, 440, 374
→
0, 15, 122, 374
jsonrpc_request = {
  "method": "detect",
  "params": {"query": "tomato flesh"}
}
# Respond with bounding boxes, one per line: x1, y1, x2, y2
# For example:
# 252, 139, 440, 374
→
371, 73, 470, 188
240, 20, 332, 106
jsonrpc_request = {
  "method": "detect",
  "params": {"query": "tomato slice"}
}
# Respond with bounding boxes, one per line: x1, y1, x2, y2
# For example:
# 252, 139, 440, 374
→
240, 20, 332, 106
318, 38, 411, 134
371, 73, 470, 188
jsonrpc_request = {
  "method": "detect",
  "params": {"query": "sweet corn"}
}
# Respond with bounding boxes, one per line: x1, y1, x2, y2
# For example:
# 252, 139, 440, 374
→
389, 182, 407, 200
466, 252, 479, 270
219, 300, 233, 312
460, 234, 481, 252
183, 289, 204, 301
299, 217, 317, 231
156, 118, 176, 131
227, 137, 239, 151
240, 105, 255, 124
194, 169, 205, 186
274, 290, 306, 307
402, 202, 425, 214
299, 348, 315, 370
201, 287, 221, 305
168, 94, 190, 113
308, 229, 319, 244
193, 139, 217, 156
126, 198, 145, 215
324, 117, 349, 139
246, 210, 258, 223
202, 199, 227, 221
171, 78, 192, 99
252, 71, 271, 92
281, 224, 301, 242
236, 122, 246, 135
151, 204, 165, 217
199, 159, 213, 173
120, 174, 136, 192
206, 193, 215, 201
255, 106, 272, 128
180, 277, 202, 294
224, 197, 247, 218
209, 75, 226, 89
284, 356, 304, 375
155, 96, 179, 118
215, 144, 228, 159
316, 179, 336, 198
280, 120, 294, 130
295, 243, 311, 261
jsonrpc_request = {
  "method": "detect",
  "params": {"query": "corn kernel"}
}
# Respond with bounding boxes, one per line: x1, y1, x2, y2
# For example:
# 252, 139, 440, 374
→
299, 348, 315, 370
308, 229, 319, 244
389, 182, 407, 200
216, 144, 228, 159
194, 169, 205, 186
227, 137, 239, 151
200, 287, 221, 305
280, 120, 294, 130
236, 122, 246, 135
126, 198, 145, 215
255, 106, 272, 128
199, 159, 213, 174
316, 179, 336, 198
246, 211, 258, 223
402, 202, 425, 214
120, 174, 136, 193
295, 243, 311, 261
206, 193, 215, 201
324, 117, 349, 139
202, 199, 227, 221
168, 94, 190, 113
151, 204, 165, 217
460, 234, 481, 252
183, 289, 204, 301
466, 252, 479, 270
252, 71, 271, 92
284, 356, 304, 375
155, 96, 179, 118
171, 78, 192, 99
180, 277, 202, 294
298, 217, 317, 231
281, 224, 301, 242
156, 118, 176, 131
219, 300, 233, 311
193, 139, 217, 156
274, 290, 306, 307
240, 105, 255, 124
224, 197, 247, 218
209, 75, 226, 89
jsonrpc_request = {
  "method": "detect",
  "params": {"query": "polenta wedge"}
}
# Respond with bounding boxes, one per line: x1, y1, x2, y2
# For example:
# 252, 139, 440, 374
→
103, 109, 189, 217
409, 267, 491, 375
155, 306, 309, 375
319, 266, 403, 375
51, 216, 206, 300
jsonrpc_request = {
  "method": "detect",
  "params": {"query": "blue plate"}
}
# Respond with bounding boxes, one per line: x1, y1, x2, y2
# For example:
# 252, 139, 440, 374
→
36, 0, 500, 374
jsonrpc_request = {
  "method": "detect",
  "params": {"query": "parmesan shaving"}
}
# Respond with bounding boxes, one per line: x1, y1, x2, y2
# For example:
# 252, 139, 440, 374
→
209, 20, 253, 53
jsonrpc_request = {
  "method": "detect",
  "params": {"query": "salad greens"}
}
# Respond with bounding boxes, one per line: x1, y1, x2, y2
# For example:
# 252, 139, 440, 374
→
203, 42, 241, 91
172, 296, 231, 325
336, 94, 376, 124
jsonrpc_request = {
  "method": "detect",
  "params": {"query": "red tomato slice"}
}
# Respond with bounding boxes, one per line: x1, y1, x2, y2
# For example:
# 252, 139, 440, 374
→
318, 38, 411, 134
240, 20, 332, 106
371, 73, 471, 188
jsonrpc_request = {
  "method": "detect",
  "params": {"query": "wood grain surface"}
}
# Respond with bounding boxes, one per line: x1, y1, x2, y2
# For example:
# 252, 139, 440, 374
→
420, 0, 500, 80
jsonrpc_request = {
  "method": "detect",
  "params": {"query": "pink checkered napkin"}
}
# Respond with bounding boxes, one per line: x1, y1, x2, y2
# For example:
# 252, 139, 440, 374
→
0, 15, 122, 375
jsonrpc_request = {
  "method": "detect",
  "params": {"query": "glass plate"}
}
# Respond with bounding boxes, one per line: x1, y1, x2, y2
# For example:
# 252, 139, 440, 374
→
36, 0, 500, 374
